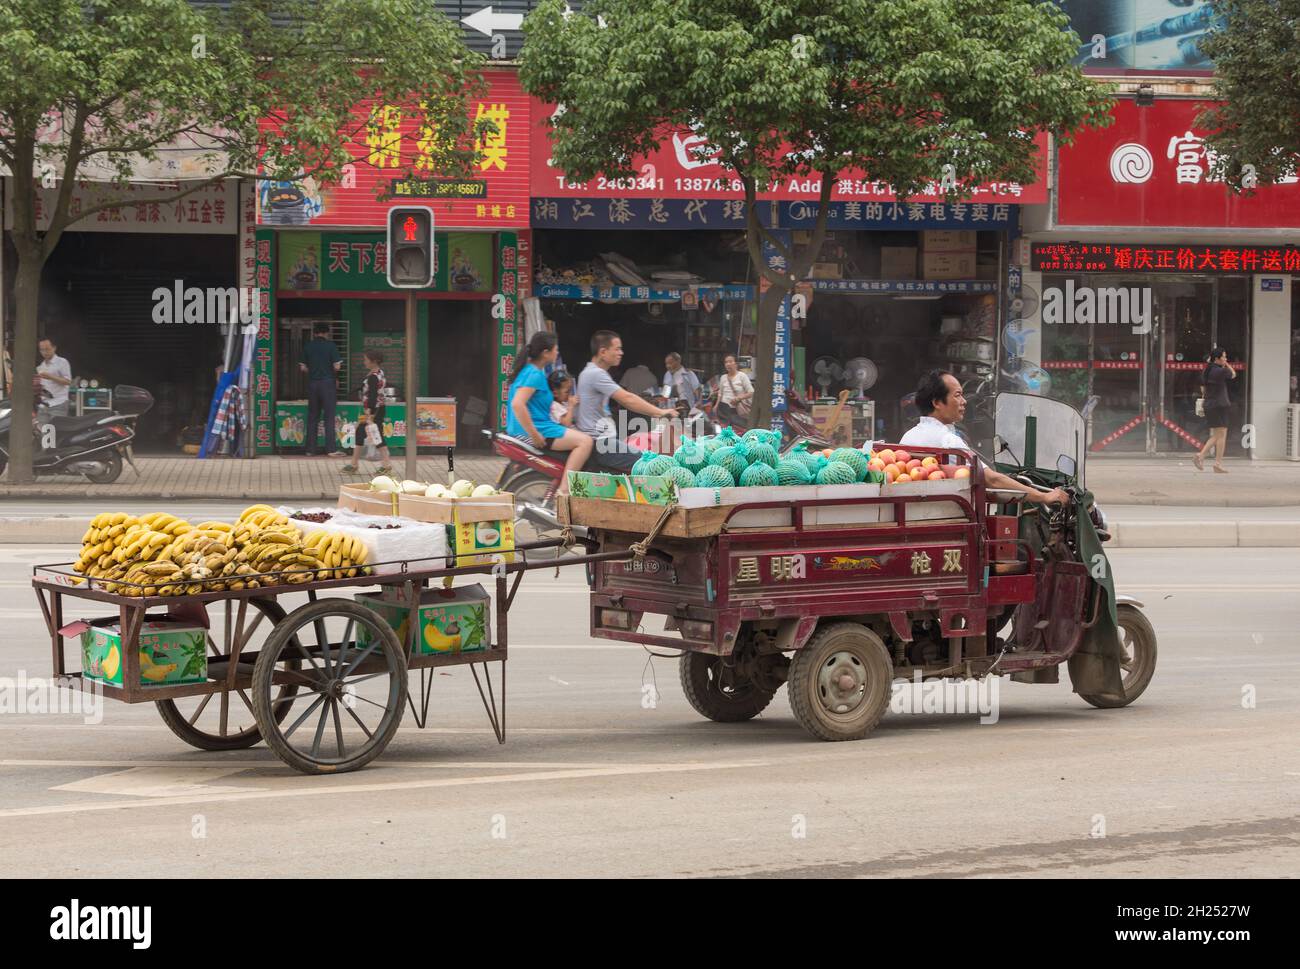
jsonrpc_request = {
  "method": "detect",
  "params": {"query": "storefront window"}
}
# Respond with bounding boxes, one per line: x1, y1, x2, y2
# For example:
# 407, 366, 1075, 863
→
1039, 274, 1251, 455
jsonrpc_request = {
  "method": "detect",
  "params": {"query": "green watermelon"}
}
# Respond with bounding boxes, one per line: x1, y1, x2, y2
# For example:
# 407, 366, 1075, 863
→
739, 462, 779, 487
743, 428, 781, 450
663, 465, 697, 490
708, 446, 748, 481
643, 455, 677, 477
694, 465, 736, 489
674, 441, 709, 473
699, 436, 725, 455
630, 455, 655, 477
747, 443, 779, 469
816, 460, 857, 485
775, 459, 813, 486
830, 447, 869, 481
793, 449, 821, 471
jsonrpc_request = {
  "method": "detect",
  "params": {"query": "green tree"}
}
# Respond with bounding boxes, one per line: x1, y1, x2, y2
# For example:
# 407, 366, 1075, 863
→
0, 0, 484, 482
1198, 1, 1300, 186
521, 0, 1110, 429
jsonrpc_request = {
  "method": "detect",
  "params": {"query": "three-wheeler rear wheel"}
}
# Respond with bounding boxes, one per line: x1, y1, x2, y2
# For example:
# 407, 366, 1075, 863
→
251, 598, 408, 774
679, 651, 777, 722
787, 622, 893, 741
1078, 604, 1158, 709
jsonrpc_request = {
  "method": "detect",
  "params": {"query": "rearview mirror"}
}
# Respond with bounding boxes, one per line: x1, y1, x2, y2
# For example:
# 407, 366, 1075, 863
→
1057, 455, 1077, 477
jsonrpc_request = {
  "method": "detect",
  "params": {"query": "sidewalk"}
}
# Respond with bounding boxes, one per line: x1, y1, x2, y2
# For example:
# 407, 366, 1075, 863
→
1084, 456, 1300, 507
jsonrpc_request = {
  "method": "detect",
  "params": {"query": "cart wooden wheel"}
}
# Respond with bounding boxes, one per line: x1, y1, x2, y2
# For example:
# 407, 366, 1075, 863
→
1078, 604, 1158, 709
251, 598, 407, 774
786, 622, 892, 742
679, 651, 776, 722
156, 596, 301, 751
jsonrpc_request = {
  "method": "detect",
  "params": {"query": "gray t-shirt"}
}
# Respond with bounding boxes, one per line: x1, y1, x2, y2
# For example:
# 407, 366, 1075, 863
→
576, 361, 621, 437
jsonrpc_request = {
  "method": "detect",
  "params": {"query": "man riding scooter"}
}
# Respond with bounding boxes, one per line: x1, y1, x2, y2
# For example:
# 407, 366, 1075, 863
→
575, 329, 676, 473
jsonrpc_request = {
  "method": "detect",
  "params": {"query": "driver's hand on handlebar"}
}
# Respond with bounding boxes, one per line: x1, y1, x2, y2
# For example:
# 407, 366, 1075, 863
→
657, 406, 677, 419
1037, 487, 1070, 506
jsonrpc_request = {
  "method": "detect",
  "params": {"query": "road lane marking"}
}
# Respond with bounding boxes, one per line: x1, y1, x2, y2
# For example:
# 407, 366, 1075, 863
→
50, 766, 259, 797
0, 759, 767, 818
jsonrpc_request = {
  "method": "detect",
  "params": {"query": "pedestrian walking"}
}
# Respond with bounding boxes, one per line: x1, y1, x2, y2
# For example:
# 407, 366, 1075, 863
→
1194, 347, 1236, 473
341, 351, 392, 475
300, 322, 342, 455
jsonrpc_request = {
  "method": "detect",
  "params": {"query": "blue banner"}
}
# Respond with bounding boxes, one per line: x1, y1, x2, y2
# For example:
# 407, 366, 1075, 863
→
762, 231, 792, 415
809, 279, 998, 294
531, 197, 1016, 231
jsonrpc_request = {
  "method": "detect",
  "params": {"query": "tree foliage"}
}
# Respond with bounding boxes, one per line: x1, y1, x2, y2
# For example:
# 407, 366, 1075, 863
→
1199, 0, 1300, 186
521, 0, 1111, 428
0, 0, 482, 481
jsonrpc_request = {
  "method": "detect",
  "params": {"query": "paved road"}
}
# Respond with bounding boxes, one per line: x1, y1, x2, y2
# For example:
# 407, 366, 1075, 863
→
0, 544, 1296, 877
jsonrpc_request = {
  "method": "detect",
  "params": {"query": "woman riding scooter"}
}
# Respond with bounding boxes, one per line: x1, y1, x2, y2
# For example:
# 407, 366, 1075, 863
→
505, 332, 592, 495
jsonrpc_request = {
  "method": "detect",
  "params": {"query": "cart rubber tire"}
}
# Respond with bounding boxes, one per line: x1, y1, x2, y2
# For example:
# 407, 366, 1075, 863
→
1079, 604, 1158, 709
155, 597, 295, 751
679, 650, 776, 723
84, 450, 123, 484
787, 622, 892, 742
252, 598, 407, 775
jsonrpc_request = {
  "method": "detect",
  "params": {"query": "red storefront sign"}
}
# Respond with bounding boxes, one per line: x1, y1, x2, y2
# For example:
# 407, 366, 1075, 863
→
1032, 241, 1300, 274
530, 99, 1048, 204
258, 71, 529, 229
1057, 98, 1300, 228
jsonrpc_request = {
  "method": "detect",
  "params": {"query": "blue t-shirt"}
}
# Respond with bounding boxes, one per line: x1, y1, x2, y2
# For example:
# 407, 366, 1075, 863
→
506, 363, 566, 440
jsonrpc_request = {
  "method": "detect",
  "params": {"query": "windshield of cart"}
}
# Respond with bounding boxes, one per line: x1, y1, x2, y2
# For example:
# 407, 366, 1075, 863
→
992, 392, 1086, 482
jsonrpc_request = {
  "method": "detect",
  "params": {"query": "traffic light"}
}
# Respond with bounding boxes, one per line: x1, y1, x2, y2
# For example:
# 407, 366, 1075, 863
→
386, 205, 435, 288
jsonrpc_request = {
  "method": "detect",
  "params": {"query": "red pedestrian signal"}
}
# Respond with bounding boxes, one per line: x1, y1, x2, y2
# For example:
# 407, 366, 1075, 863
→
386, 206, 435, 287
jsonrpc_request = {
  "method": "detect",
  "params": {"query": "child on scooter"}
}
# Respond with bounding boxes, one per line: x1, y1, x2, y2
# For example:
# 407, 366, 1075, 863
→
548, 370, 576, 428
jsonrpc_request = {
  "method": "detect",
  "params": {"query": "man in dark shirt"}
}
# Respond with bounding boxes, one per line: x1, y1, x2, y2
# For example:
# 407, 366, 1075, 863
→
300, 322, 342, 455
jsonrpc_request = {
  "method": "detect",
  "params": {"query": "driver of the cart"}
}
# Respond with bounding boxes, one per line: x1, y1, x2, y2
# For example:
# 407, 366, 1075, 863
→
900, 370, 1068, 506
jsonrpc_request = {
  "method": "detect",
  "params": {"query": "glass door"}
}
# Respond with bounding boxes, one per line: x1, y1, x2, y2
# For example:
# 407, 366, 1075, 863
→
1154, 280, 1214, 453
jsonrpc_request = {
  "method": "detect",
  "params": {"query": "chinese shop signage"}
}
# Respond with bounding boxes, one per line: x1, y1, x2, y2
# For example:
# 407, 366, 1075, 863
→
278, 231, 492, 292
495, 233, 522, 428
258, 71, 528, 229
1032, 242, 1300, 275
1057, 99, 1300, 228
531, 98, 1047, 205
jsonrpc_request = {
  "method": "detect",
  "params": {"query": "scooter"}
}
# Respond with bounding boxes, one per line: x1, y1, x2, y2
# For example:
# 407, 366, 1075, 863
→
0, 385, 153, 484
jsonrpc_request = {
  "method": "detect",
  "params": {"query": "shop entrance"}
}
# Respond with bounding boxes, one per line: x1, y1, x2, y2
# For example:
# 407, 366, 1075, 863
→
1042, 275, 1250, 455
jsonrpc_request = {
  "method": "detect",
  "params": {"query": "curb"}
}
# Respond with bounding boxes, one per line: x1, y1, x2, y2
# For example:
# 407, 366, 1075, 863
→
4, 516, 1300, 548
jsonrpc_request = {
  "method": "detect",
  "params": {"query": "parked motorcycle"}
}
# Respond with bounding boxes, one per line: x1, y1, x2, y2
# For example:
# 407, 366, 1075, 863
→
0, 385, 153, 483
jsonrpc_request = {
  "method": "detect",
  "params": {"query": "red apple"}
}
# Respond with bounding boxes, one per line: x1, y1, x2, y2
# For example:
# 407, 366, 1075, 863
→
867, 458, 885, 473
954, 467, 971, 479
928, 470, 946, 481
877, 449, 896, 465
894, 472, 912, 483
893, 449, 911, 464
905, 459, 922, 472
921, 455, 939, 469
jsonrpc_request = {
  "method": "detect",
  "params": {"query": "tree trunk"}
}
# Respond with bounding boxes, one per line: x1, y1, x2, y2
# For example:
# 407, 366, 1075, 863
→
748, 282, 790, 431
7, 247, 44, 484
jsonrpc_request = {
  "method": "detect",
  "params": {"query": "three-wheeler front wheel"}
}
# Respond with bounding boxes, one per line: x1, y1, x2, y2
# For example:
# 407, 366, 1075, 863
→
252, 599, 407, 774
787, 622, 893, 742
1079, 604, 1158, 709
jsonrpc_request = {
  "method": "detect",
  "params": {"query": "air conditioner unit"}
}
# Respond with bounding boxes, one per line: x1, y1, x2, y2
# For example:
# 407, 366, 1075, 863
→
1286, 404, 1300, 461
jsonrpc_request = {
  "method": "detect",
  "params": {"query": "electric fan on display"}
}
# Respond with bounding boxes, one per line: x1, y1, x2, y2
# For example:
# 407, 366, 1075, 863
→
841, 357, 878, 399
811, 356, 842, 396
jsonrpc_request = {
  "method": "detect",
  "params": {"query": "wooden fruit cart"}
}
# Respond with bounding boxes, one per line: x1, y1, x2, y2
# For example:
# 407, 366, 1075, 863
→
31, 538, 623, 775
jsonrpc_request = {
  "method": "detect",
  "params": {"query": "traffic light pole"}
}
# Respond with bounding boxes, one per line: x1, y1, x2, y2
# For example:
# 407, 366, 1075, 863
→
404, 289, 418, 481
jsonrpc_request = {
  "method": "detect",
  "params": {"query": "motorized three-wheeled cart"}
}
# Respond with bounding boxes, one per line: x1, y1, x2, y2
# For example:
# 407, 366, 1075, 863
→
562, 392, 1157, 740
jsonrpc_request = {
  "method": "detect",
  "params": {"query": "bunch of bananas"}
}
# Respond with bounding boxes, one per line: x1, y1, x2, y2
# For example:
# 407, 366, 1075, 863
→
72, 513, 192, 587
303, 531, 371, 579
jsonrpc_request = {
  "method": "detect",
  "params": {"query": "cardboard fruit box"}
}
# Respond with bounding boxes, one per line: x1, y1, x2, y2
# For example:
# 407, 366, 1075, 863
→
338, 484, 398, 516
355, 585, 492, 655
81, 618, 207, 687
398, 493, 515, 566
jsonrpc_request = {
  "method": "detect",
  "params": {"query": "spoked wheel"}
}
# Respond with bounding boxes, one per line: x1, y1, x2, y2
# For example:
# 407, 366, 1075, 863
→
252, 598, 407, 774
786, 622, 893, 741
1079, 604, 1158, 709
504, 470, 561, 545
679, 650, 777, 723
155, 597, 299, 751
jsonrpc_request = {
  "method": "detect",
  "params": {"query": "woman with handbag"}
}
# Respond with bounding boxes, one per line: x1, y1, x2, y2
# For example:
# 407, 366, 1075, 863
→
341, 350, 393, 475
715, 354, 754, 430
1194, 346, 1236, 473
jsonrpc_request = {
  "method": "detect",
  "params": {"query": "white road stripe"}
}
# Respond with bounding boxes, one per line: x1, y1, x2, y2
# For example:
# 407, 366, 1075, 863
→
0, 760, 766, 818
51, 766, 259, 797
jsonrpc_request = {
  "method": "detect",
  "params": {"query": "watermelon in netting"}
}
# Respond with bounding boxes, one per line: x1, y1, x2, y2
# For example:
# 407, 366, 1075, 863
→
816, 460, 857, 485
642, 455, 677, 477
747, 443, 779, 468
776, 459, 813, 486
793, 449, 821, 471
830, 447, 869, 481
663, 465, 697, 490
739, 462, 779, 487
630, 455, 655, 477
708, 446, 748, 481
674, 442, 709, 473
694, 465, 736, 489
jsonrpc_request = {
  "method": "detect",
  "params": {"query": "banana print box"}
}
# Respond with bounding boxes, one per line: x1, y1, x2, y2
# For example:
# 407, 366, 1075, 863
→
354, 586, 491, 654
448, 494, 515, 566
566, 471, 633, 500
81, 619, 207, 687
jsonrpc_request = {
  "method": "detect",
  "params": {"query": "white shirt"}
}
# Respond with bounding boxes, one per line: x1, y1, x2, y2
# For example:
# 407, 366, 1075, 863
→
899, 416, 968, 450
37, 354, 72, 406
717, 370, 753, 405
